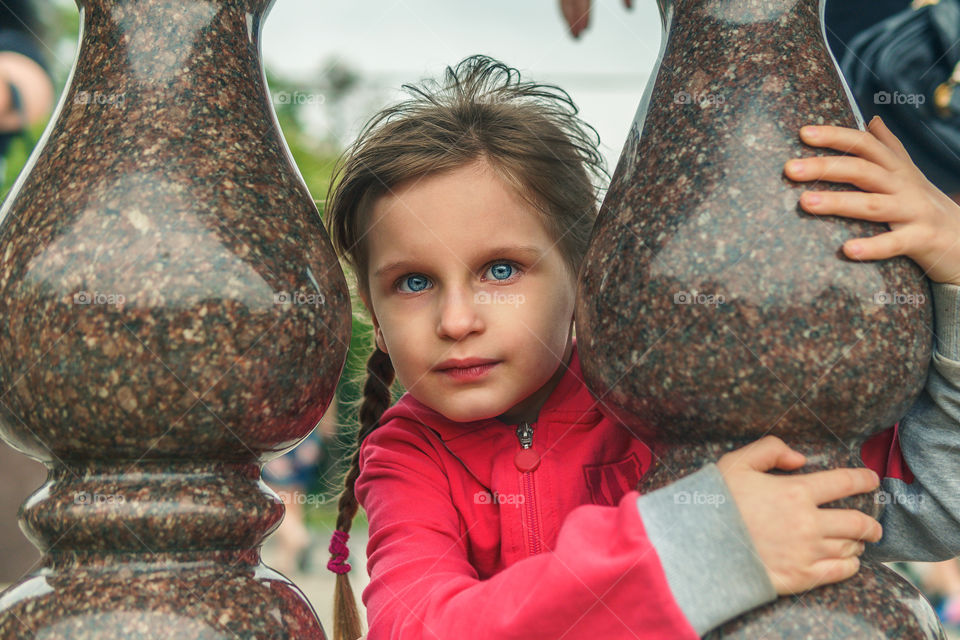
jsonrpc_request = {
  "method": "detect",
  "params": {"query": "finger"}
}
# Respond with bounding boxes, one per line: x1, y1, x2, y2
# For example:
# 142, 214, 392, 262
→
729, 435, 806, 473
817, 509, 883, 542
561, 0, 590, 36
798, 124, 902, 172
810, 556, 861, 587
784, 155, 895, 194
799, 191, 910, 224
798, 467, 880, 505
818, 538, 866, 559
867, 116, 914, 164
842, 227, 923, 262
560, 0, 576, 31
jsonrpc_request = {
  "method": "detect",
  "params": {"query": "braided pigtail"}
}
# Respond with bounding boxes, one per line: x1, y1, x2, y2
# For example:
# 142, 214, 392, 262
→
329, 344, 395, 640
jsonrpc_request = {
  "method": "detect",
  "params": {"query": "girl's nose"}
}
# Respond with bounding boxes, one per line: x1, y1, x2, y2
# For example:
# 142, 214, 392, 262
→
436, 287, 485, 340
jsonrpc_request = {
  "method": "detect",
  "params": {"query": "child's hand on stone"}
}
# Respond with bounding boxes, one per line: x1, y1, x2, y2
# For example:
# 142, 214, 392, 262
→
784, 116, 960, 287
717, 436, 882, 595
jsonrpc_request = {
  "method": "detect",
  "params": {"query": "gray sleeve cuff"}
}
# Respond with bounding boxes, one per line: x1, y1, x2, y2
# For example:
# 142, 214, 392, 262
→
636, 464, 777, 635
933, 282, 960, 360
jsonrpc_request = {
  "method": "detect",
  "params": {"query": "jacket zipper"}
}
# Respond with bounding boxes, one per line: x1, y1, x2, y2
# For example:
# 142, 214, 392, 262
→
516, 420, 543, 555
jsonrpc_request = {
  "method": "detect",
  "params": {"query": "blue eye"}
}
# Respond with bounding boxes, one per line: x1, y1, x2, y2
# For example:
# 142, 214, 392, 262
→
397, 274, 431, 293
485, 262, 518, 281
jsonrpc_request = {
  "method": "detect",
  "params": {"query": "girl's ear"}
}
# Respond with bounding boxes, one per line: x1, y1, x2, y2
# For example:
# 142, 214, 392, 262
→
375, 327, 388, 355
358, 288, 389, 355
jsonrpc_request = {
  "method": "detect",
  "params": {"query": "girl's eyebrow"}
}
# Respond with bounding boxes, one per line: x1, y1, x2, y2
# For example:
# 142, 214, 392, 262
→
373, 245, 544, 278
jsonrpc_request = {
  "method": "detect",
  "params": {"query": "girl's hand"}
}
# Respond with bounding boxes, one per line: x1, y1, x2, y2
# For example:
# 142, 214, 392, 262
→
717, 436, 882, 595
560, 0, 632, 38
784, 116, 960, 287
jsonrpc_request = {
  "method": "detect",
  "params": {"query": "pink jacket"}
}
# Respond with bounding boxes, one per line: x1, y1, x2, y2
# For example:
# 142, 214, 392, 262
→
354, 340, 907, 639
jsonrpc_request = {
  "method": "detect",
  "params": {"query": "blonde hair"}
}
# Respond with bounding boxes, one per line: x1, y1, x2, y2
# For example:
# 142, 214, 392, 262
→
322, 54, 606, 640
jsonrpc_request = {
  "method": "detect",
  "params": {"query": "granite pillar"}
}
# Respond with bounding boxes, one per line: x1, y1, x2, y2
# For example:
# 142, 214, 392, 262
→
0, 0, 350, 637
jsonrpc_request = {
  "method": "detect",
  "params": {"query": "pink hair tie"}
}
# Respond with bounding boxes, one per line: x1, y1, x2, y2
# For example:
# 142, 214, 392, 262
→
327, 529, 352, 575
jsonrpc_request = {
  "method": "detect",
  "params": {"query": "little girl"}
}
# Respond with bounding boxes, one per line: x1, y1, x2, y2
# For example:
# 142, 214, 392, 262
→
321, 55, 960, 639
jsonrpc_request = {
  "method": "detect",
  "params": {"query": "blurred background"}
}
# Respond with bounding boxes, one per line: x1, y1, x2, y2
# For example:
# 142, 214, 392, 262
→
0, 0, 958, 635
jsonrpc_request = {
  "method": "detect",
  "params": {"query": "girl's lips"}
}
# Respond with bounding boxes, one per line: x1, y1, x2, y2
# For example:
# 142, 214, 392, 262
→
439, 361, 499, 381
435, 356, 500, 370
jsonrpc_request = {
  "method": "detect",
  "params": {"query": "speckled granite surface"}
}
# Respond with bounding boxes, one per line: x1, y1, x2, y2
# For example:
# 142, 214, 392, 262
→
577, 0, 941, 637
0, 0, 349, 637
703, 559, 944, 639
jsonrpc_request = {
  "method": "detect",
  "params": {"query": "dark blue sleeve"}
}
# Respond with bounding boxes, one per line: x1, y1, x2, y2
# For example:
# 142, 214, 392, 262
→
823, 0, 910, 62
0, 28, 50, 77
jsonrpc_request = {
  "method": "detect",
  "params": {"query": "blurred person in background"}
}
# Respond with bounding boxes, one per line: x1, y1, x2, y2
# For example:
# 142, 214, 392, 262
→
262, 403, 338, 577
823, 0, 960, 206
0, 0, 54, 183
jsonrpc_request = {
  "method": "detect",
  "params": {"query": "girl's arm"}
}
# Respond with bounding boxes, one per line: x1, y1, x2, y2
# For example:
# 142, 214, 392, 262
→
861, 282, 960, 561
356, 424, 698, 639
356, 423, 878, 639
788, 118, 960, 561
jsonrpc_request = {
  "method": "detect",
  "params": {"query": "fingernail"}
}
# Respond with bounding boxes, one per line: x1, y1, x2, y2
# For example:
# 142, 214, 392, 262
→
788, 160, 804, 175
801, 126, 820, 139
803, 192, 821, 206
848, 241, 863, 256
871, 470, 880, 484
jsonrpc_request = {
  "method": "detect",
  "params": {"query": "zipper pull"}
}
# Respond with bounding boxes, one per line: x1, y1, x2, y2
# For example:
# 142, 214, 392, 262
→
516, 422, 534, 448
514, 421, 540, 472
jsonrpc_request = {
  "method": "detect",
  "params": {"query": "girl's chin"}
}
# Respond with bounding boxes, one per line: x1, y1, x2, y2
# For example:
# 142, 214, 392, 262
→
432, 398, 512, 424
443, 408, 504, 424
409, 383, 530, 423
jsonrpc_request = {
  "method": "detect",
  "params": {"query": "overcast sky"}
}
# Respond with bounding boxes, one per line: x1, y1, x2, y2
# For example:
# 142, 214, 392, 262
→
44, 0, 666, 171
260, 0, 665, 170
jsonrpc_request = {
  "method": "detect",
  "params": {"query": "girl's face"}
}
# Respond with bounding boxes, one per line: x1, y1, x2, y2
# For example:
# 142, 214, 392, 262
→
359, 158, 577, 424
